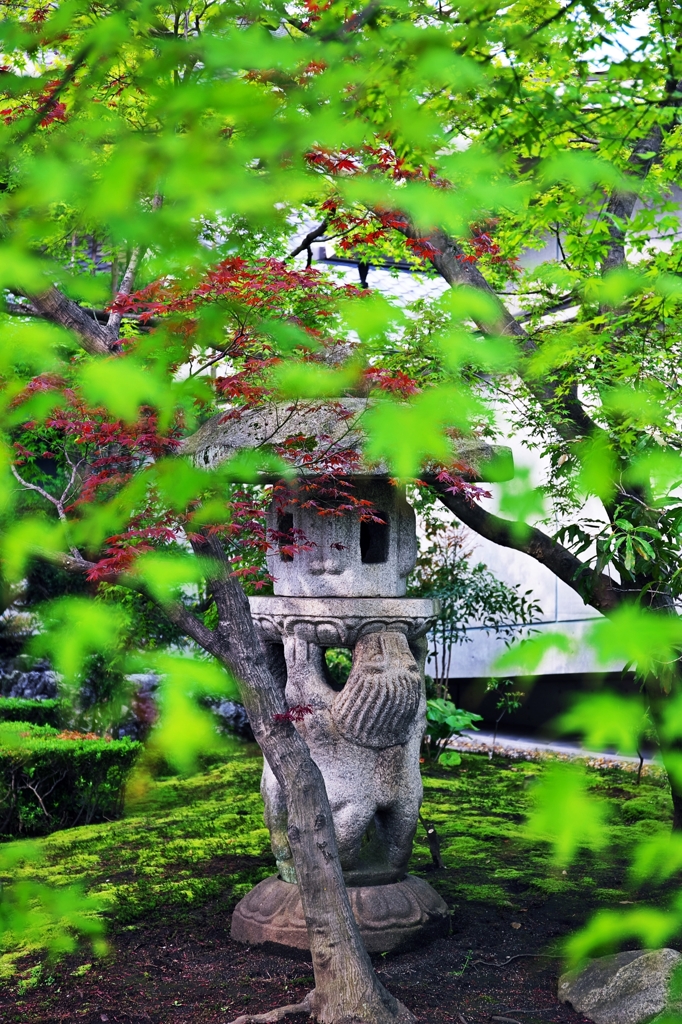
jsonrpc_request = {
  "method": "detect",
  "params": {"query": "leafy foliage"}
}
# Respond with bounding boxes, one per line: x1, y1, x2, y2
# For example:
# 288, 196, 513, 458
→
0, 722, 140, 837
0, 0, 681, 985
0, 749, 269, 979
424, 698, 482, 764
0, 698, 65, 728
2, 748, 678, 986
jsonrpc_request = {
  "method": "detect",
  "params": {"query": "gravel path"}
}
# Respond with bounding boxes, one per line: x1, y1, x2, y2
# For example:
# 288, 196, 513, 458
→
451, 730, 661, 774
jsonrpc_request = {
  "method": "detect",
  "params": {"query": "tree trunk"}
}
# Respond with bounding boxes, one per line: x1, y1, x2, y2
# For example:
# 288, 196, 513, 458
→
210, 572, 414, 1024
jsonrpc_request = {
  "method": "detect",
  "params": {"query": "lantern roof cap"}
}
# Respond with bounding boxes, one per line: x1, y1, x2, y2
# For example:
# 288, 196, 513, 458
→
182, 398, 512, 482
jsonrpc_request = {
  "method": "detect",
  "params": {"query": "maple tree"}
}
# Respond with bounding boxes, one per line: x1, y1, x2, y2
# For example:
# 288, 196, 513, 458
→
3, 0, 682, 1015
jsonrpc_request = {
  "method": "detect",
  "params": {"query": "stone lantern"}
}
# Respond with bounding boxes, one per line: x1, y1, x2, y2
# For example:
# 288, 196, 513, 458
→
184, 399, 511, 952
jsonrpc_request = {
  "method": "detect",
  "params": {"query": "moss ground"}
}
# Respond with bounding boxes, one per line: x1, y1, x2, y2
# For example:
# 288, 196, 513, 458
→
414, 757, 672, 910
0, 747, 675, 1022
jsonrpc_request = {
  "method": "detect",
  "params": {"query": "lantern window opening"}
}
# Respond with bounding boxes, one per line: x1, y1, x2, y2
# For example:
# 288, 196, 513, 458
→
278, 513, 294, 562
360, 512, 389, 564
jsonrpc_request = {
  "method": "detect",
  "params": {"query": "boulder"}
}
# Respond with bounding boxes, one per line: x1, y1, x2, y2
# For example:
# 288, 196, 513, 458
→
0, 657, 58, 699
558, 948, 682, 1024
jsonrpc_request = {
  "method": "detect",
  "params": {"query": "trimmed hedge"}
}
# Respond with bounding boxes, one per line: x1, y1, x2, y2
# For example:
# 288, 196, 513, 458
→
0, 722, 141, 837
0, 697, 66, 728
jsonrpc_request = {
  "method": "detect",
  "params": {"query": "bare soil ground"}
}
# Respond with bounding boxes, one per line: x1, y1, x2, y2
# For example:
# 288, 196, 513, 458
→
1, 887, 596, 1024
1, 750, 668, 1024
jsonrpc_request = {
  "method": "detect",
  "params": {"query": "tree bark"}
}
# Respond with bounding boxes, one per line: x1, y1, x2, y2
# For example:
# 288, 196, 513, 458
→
194, 538, 414, 1024
601, 125, 664, 275
601, 78, 682, 275
25, 286, 119, 356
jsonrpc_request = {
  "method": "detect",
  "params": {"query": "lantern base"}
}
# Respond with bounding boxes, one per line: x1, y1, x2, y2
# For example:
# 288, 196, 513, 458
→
230, 874, 449, 954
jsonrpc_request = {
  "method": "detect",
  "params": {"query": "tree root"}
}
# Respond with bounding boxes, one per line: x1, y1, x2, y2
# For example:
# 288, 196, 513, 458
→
227, 991, 313, 1024
226, 989, 416, 1024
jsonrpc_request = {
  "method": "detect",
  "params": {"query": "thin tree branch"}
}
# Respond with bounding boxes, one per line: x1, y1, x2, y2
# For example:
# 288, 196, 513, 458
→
106, 245, 143, 335
433, 483, 625, 615
3, 297, 157, 327
287, 220, 328, 261
519, 0, 580, 42
12, 454, 84, 557
320, 0, 380, 40
34, 548, 221, 656
11, 464, 65, 516
3, 298, 40, 317
14, 44, 94, 144
25, 195, 161, 353
62, 451, 84, 508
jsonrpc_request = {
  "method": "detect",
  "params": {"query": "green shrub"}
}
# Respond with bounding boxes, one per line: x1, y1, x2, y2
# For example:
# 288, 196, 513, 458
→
0, 722, 141, 837
424, 698, 482, 762
0, 698, 67, 728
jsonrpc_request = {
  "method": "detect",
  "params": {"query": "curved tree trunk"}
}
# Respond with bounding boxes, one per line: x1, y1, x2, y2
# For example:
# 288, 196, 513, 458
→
209, 570, 415, 1024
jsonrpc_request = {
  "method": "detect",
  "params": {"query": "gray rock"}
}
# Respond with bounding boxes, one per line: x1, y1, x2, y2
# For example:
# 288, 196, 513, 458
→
0, 658, 58, 699
208, 698, 255, 741
558, 949, 682, 1024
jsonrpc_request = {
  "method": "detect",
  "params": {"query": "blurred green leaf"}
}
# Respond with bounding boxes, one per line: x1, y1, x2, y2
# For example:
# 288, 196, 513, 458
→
30, 598, 129, 685
565, 907, 679, 965
495, 631, 574, 676
438, 329, 517, 374
364, 387, 479, 478
525, 763, 607, 866
0, 319, 75, 374
271, 361, 360, 399
541, 151, 625, 194
588, 607, 682, 676
131, 552, 209, 603
630, 833, 682, 884
583, 269, 644, 308
263, 320, 321, 353
147, 653, 239, 774
1, 518, 67, 583
576, 434, 617, 503
497, 467, 546, 529
556, 693, 648, 756
0, 880, 107, 957
340, 292, 405, 343
437, 286, 502, 329
78, 358, 166, 423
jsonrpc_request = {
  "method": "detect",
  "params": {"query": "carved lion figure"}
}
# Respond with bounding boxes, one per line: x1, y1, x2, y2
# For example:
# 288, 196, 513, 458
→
260, 629, 426, 886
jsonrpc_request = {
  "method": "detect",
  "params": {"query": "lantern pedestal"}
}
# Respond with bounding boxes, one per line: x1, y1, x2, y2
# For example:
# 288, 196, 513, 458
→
231, 874, 449, 954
